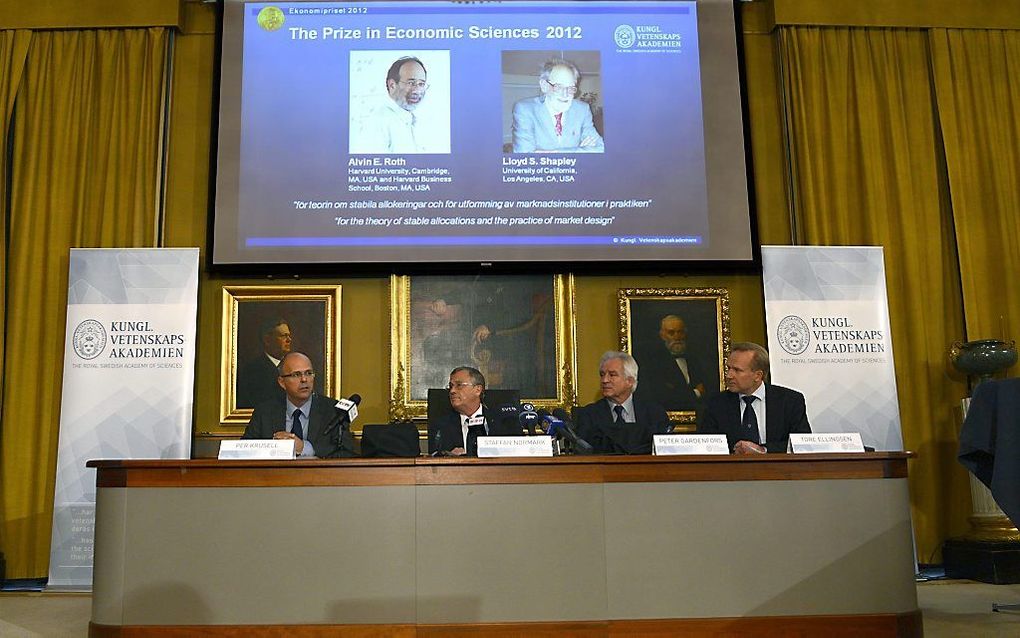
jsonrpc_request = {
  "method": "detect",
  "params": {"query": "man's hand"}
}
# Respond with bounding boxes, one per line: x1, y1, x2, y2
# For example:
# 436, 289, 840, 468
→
274, 431, 304, 455
733, 440, 766, 455
449, 447, 466, 456
694, 382, 705, 398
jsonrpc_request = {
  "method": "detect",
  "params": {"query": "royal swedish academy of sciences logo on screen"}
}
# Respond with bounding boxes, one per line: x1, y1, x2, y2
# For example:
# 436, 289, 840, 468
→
614, 25, 636, 49
73, 319, 107, 360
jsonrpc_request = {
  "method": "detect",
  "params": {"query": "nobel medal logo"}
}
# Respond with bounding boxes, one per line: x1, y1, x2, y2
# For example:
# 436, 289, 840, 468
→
257, 6, 285, 32
777, 315, 810, 355
615, 25, 637, 49
73, 319, 107, 360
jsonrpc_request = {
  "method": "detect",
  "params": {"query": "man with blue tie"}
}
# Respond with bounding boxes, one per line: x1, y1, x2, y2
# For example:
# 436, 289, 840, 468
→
699, 342, 811, 454
242, 352, 355, 458
511, 58, 604, 153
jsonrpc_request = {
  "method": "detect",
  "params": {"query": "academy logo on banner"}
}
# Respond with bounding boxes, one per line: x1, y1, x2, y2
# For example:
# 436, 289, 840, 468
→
72, 320, 107, 359
762, 246, 903, 452
49, 248, 199, 590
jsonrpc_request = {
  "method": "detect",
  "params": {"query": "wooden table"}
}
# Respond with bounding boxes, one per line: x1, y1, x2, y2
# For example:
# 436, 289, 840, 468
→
88, 453, 920, 636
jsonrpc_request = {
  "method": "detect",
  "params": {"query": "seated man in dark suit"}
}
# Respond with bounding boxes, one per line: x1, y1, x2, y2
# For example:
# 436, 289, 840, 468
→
574, 351, 670, 454
242, 352, 355, 458
428, 366, 497, 456
236, 318, 291, 408
637, 314, 710, 412
699, 342, 810, 454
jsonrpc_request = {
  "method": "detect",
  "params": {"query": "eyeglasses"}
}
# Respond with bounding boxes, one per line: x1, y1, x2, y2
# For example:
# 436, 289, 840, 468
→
280, 370, 315, 380
545, 81, 578, 96
399, 79, 429, 90
447, 381, 478, 390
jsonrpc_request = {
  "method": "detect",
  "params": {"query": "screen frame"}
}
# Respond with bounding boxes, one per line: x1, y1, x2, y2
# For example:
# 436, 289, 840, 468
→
208, 0, 761, 274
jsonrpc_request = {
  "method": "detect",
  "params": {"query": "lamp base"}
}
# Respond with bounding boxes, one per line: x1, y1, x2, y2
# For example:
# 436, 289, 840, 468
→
943, 538, 1020, 584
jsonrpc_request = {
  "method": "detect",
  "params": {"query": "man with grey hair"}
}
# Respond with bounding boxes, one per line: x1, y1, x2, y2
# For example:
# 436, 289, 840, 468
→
699, 342, 810, 454
428, 366, 493, 456
637, 314, 711, 411
574, 351, 670, 454
511, 57, 604, 153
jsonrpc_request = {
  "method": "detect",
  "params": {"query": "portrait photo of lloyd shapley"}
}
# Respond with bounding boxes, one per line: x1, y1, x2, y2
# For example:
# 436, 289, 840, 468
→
501, 51, 604, 153
349, 50, 451, 154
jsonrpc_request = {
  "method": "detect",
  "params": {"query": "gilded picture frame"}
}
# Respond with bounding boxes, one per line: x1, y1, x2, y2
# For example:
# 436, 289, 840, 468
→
618, 288, 730, 429
220, 285, 342, 426
390, 274, 577, 423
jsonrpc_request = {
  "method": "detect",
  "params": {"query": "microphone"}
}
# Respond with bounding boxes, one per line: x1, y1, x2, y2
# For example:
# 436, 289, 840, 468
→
551, 407, 594, 455
519, 402, 539, 435
496, 402, 520, 434
538, 409, 565, 437
465, 415, 486, 456
322, 393, 361, 437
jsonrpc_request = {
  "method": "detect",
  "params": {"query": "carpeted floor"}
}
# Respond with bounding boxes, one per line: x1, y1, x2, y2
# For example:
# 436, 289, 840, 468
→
0, 580, 1017, 636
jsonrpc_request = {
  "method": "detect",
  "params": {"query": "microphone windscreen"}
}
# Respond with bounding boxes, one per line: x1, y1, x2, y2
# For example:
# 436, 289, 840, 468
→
349, 393, 362, 405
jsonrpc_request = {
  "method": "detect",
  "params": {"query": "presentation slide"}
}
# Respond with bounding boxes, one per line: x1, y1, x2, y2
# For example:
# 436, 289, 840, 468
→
214, 1, 754, 265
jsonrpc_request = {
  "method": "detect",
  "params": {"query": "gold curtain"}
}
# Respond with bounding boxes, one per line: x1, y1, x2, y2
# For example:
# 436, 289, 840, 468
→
1, 28, 168, 578
779, 27, 971, 561
930, 29, 1020, 356
0, 28, 33, 562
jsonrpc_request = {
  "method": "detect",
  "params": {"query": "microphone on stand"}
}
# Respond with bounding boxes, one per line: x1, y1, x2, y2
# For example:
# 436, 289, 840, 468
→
551, 407, 594, 455
322, 393, 361, 437
519, 402, 539, 435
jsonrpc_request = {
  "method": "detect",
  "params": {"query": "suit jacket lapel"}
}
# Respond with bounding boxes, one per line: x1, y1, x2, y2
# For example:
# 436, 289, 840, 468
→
724, 391, 742, 437
764, 385, 781, 449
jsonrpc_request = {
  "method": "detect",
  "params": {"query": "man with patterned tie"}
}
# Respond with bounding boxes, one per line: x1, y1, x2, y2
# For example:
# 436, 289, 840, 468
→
511, 58, 604, 153
699, 342, 811, 454
243, 352, 355, 458
574, 351, 670, 454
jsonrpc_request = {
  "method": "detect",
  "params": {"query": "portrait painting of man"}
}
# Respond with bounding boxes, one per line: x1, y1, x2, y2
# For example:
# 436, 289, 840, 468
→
620, 289, 730, 421
390, 275, 577, 420
221, 286, 341, 424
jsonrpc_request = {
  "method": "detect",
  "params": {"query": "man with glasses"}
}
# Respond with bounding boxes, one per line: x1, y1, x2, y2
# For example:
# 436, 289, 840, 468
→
428, 366, 493, 456
236, 318, 293, 408
355, 56, 434, 154
511, 58, 604, 153
242, 352, 355, 457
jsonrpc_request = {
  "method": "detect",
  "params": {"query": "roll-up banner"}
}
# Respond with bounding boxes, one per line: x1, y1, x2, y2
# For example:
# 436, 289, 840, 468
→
47, 248, 199, 589
762, 246, 904, 451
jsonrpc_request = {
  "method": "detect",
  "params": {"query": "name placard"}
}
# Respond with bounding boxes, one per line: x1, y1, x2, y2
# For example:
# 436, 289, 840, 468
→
653, 434, 730, 456
477, 436, 554, 458
218, 439, 296, 460
788, 432, 865, 454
